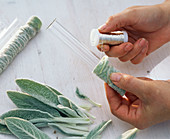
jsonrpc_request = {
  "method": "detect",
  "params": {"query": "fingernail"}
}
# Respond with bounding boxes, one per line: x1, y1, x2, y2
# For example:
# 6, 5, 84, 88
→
98, 24, 107, 31
124, 44, 132, 52
110, 73, 122, 82
139, 38, 146, 47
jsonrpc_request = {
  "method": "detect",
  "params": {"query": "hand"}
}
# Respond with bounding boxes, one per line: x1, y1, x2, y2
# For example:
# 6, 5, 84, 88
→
105, 73, 170, 129
98, 1, 170, 64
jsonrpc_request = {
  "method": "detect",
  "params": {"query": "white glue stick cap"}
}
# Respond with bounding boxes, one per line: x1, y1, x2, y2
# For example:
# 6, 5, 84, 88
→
90, 29, 100, 46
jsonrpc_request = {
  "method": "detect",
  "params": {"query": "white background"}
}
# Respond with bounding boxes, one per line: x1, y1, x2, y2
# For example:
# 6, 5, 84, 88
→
0, 0, 170, 139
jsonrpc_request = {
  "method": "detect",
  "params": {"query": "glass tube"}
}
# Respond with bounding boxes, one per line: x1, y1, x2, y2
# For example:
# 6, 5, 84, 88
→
47, 19, 99, 69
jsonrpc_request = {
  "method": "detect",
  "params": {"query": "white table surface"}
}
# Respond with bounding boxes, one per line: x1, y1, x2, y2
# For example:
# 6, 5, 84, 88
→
0, 0, 170, 139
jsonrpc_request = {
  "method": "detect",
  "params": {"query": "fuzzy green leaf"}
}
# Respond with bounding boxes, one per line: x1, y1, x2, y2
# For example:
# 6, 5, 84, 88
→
34, 122, 48, 128
56, 105, 80, 118
75, 88, 101, 107
7, 91, 61, 117
5, 117, 51, 139
49, 123, 88, 136
30, 117, 91, 125
16, 79, 60, 108
118, 128, 138, 139
0, 108, 53, 125
86, 120, 112, 139
58, 95, 95, 119
50, 123, 89, 132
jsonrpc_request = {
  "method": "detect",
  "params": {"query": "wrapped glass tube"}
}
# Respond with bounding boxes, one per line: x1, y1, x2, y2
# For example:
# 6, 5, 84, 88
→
0, 16, 42, 74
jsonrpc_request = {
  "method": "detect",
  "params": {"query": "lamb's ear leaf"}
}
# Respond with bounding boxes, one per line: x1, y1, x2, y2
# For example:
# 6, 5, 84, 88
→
48, 123, 88, 136
7, 91, 61, 117
15, 79, 60, 108
86, 120, 112, 139
0, 108, 53, 125
5, 117, 51, 139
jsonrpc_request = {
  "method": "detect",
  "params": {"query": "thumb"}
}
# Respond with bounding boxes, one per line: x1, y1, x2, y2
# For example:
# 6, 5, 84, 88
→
98, 11, 134, 33
110, 73, 152, 99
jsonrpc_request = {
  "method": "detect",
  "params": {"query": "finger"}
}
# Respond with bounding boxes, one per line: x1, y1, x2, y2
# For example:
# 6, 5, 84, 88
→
137, 77, 153, 81
130, 41, 148, 64
105, 42, 133, 57
110, 73, 154, 100
97, 44, 110, 52
98, 11, 134, 33
119, 38, 148, 62
104, 83, 130, 119
104, 83, 122, 111
105, 83, 139, 123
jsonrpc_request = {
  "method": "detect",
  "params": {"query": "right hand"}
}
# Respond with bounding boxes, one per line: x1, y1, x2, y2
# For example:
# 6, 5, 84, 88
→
98, 1, 170, 64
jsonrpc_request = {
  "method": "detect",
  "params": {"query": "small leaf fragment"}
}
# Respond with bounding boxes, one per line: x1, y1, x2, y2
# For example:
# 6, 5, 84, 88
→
118, 128, 138, 139
76, 87, 101, 107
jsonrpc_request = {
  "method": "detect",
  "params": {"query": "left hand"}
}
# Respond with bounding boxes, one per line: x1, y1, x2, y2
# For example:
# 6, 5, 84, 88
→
105, 73, 170, 129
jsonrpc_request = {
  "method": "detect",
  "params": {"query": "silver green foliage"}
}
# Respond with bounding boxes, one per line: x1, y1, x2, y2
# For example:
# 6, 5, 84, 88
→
7, 91, 61, 117
86, 120, 112, 139
16, 79, 60, 108
0, 16, 42, 74
30, 117, 91, 125
93, 56, 125, 96
16, 79, 94, 118
0, 108, 53, 125
0, 79, 111, 138
57, 104, 80, 118
49, 123, 88, 136
5, 117, 51, 139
